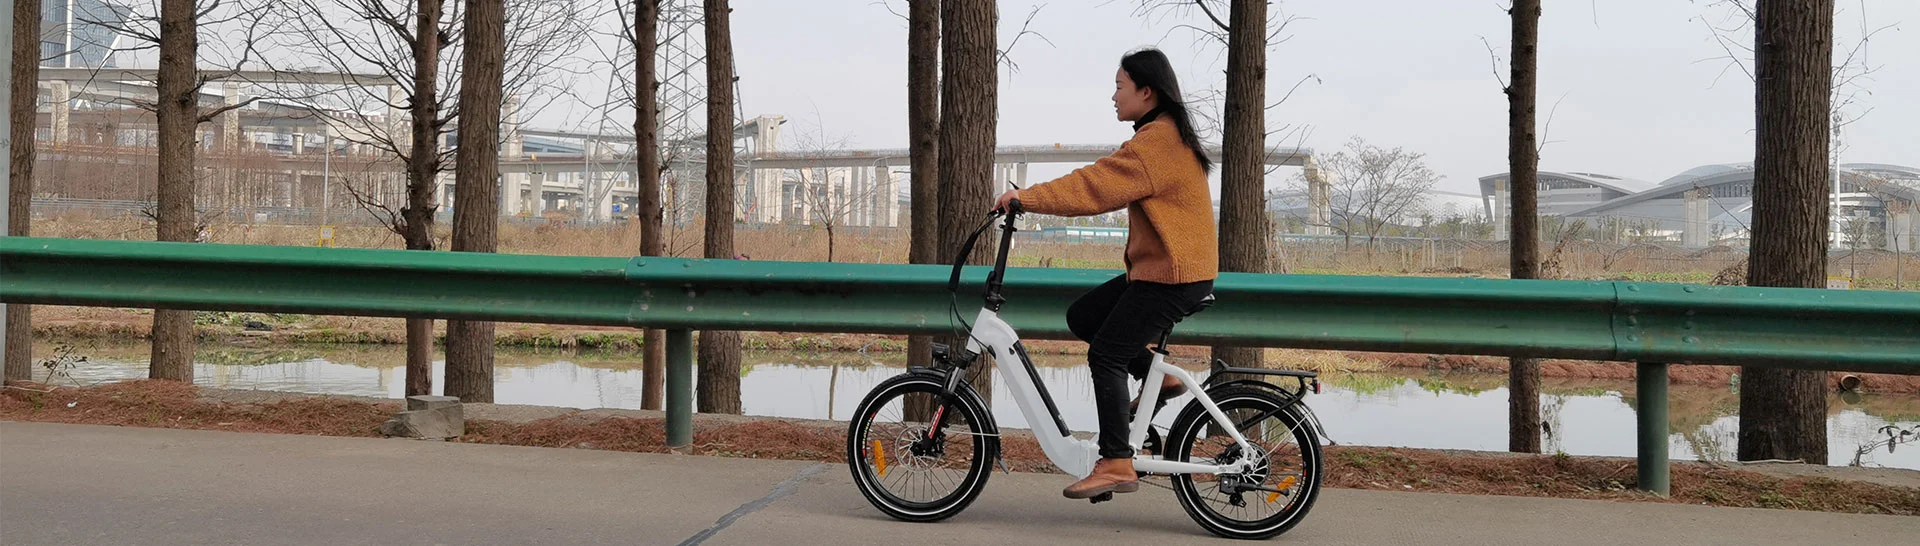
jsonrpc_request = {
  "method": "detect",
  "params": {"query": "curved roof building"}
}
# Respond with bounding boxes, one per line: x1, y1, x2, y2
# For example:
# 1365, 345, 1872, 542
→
1479, 163, 1919, 249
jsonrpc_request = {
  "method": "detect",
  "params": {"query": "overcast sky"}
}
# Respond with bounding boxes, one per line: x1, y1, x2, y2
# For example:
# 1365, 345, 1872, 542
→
107, 0, 1909, 205
568, 0, 1917, 204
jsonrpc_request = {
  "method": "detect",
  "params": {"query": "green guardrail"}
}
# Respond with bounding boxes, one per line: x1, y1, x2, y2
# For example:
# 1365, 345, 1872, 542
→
5, 236, 1919, 495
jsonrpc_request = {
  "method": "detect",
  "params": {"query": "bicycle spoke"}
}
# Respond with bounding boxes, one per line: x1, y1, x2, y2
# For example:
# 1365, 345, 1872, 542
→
854, 383, 988, 506
1176, 398, 1312, 524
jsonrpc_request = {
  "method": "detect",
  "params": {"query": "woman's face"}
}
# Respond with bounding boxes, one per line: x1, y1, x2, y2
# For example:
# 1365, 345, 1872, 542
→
1112, 68, 1156, 122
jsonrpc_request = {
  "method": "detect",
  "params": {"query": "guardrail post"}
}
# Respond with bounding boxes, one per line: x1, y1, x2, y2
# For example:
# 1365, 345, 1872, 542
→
1636, 361, 1670, 496
666, 329, 693, 449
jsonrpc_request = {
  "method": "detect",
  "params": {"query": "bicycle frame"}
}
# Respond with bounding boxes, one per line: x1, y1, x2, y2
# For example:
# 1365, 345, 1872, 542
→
938, 204, 1261, 479
956, 309, 1262, 479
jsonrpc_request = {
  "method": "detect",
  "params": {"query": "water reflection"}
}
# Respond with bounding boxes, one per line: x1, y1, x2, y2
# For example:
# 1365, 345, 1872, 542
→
37, 340, 1920, 470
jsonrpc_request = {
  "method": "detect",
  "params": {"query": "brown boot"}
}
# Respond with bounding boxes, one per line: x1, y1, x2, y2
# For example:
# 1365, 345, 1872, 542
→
1128, 375, 1187, 413
1063, 457, 1140, 499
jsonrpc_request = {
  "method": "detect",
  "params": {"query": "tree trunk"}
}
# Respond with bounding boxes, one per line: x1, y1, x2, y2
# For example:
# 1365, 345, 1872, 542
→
403, 0, 447, 397
150, 0, 199, 382
1506, 0, 1543, 454
445, 0, 508, 403
405, 317, 433, 395
697, 330, 742, 414
904, 0, 941, 421
1210, 0, 1268, 374
635, 0, 666, 411
826, 224, 836, 262
1740, 0, 1832, 464
935, 0, 996, 402
696, 0, 742, 414
5, 0, 41, 382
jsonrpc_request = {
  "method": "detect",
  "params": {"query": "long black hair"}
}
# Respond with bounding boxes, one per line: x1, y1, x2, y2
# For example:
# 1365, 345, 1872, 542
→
1119, 48, 1212, 174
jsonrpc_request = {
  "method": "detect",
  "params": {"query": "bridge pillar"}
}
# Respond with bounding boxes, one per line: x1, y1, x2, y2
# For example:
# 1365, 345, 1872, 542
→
386, 86, 408, 150
1636, 362, 1670, 496
666, 329, 693, 449
1683, 188, 1710, 248
861, 166, 875, 226
502, 95, 524, 217
753, 163, 780, 223
1305, 157, 1332, 237
596, 180, 615, 221
529, 171, 546, 215
51, 80, 71, 144
879, 164, 897, 228
220, 82, 241, 150
1491, 178, 1509, 241
502, 174, 521, 218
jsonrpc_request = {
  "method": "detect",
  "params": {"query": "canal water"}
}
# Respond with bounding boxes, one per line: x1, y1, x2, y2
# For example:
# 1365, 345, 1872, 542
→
35, 341, 1920, 470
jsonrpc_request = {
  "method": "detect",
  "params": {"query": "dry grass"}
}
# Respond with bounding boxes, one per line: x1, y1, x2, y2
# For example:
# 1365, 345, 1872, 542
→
30, 215, 1920, 290
1265, 348, 1383, 374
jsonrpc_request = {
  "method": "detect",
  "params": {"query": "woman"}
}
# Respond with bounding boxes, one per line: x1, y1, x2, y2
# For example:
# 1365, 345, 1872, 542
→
993, 47, 1217, 500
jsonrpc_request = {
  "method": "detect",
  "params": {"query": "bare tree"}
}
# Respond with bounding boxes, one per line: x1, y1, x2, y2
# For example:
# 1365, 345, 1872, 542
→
1294, 137, 1437, 251
697, 0, 741, 415
1134, 0, 1315, 371
399, 0, 448, 396
627, 0, 668, 411
82, 0, 282, 382
936, 0, 996, 402
445, 0, 506, 403
271, 0, 456, 396
1221, 0, 1267, 371
265, 0, 581, 397
778, 118, 886, 263
1696, 0, 1872, 465
1505, 0, 1543, 454
905, 0, 940, 408
152, 0, 204, 382
1742, 0, 1833, 464
6, 0, 41, 382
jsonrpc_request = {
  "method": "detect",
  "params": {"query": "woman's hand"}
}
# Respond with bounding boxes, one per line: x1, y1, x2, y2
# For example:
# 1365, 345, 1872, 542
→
994, 189, 1021, 212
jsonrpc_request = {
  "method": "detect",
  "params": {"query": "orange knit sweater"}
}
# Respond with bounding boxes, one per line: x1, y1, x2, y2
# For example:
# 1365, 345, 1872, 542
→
1018, 118, 1218, 284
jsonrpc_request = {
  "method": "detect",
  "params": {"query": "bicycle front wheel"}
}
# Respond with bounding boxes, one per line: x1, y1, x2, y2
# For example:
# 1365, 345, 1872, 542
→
846, 373, 998, 522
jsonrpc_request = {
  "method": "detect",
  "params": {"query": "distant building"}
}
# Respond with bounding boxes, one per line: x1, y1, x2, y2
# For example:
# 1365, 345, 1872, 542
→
42, 0, 130, 69
1478, 163, 1920, 250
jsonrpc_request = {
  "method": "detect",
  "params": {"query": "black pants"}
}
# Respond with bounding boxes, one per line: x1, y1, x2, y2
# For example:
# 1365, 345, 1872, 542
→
1066, 274, 1214, 459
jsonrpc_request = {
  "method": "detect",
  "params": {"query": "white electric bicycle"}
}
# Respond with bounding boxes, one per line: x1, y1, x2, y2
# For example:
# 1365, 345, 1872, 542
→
847, 204, 1328, 540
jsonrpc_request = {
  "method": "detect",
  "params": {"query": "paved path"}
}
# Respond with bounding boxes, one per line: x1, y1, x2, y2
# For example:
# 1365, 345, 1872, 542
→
2, 421, 1913, 545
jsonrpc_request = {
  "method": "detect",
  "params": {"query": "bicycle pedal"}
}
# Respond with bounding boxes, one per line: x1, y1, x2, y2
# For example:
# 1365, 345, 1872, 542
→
1088, 492, 1114, 504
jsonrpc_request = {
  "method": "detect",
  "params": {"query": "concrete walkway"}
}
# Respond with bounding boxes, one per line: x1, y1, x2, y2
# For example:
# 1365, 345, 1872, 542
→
2, 421, 1912, 545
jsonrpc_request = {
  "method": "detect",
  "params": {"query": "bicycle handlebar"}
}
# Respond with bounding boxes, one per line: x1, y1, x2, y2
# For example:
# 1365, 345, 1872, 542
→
946, 200, 1024, 312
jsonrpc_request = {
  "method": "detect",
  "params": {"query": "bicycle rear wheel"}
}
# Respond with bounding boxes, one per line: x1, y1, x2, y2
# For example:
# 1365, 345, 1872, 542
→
846, 373, 998, 522
1166, 386, 1324, 540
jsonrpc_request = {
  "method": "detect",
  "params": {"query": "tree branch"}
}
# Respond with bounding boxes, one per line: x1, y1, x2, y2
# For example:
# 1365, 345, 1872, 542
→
999, 4, 1056, 76
1480, 35, 1510, 91
1192, 0, 1229, 32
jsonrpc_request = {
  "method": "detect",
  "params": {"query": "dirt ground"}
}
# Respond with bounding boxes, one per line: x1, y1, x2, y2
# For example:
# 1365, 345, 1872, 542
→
5, 380, 1916, 517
